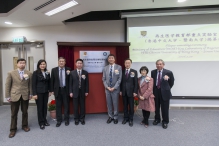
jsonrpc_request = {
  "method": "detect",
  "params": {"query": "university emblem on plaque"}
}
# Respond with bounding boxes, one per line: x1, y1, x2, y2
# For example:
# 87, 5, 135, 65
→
103, 52, 107, 56
141, 31, 147, 37
84, 52, 87, 56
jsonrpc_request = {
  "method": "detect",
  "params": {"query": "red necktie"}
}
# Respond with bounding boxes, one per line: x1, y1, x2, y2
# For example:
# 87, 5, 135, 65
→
126, 70, 128, 78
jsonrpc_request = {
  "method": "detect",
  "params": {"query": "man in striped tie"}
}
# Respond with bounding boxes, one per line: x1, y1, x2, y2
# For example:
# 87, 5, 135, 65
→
102, 54, 122, 124
69, 59, 89, 125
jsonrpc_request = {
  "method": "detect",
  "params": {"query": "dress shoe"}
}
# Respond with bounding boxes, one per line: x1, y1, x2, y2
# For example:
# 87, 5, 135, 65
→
107, 117, 113, 124
75, 121, 79, 125
44, 122, 50, 126
153, 120, 160, 125
56, 122, 61, 127
65, 121, 69, 126
81, 120, 85, 125
122, 119, 128, 124
114, 119, 118, 124
40, 125, 45, 130
9, 131, 16, 138
162, 123, 168, 129
129, 120, 133, 127
22, 127, 30, 132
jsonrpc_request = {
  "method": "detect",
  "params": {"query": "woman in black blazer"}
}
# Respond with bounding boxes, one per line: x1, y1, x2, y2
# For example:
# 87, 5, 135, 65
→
32, 59, 51, 130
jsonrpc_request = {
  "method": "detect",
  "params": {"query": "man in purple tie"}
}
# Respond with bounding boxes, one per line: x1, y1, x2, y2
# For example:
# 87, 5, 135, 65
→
120, 58, 138, 127
151, 59, 174, 129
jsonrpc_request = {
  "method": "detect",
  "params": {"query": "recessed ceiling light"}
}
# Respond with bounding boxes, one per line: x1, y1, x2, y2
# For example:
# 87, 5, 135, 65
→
45, 0, 78, 16
5, 22, 12, 25
178, 0, 187, 2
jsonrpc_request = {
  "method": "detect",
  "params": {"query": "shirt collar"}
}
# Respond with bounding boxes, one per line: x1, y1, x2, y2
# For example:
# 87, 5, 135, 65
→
157, 69, 163, 73
17, 69, 24, 73
77, 69, 82, 72
125, 68, 130, 72
59, 67, 65, 71
109, 64, 115, 67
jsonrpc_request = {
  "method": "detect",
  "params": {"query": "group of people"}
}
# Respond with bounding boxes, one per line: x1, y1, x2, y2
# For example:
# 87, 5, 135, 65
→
5, 54, 174, 139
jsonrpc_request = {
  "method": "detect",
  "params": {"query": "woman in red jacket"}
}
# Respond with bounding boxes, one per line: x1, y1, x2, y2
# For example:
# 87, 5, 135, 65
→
138, 66, 155, 128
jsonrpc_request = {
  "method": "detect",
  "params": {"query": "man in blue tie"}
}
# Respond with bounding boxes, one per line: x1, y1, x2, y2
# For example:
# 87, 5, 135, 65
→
151, 59, 174, 129
102, 54, 122, 124
50, 57, 71, 127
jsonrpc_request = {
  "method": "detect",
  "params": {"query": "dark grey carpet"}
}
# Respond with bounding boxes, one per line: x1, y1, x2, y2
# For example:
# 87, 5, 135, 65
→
0, 105, 218, 146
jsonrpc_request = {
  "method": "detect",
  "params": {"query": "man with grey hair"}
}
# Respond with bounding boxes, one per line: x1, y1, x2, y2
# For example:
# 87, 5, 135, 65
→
151, 59, 174, 129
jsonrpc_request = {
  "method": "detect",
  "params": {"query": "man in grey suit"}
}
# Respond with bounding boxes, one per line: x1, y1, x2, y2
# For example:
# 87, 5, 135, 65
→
102, 54, 122, 124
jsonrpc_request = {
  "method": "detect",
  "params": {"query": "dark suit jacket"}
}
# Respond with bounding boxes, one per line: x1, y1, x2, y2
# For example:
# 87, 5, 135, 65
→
32, 70, 50, 95
120, 69, 138, 97
151, 68, 174, 101
69, 69, 89, 98
50, 67, 71, 97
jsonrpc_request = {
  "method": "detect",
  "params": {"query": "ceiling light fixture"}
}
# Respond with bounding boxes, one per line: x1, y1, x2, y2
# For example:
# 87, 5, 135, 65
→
178, 0, 187, 2
5, 22, 12, 25
45, 0, 78, 16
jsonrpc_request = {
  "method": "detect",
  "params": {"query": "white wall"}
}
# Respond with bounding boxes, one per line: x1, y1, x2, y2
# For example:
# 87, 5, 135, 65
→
0, 20, 125, 70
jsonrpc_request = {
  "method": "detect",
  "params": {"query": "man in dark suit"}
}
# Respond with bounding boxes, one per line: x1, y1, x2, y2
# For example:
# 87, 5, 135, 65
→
69, 59, 89, 125
120, 58, 138, 127
50, 57, 71, 127
151, 59, 174, 129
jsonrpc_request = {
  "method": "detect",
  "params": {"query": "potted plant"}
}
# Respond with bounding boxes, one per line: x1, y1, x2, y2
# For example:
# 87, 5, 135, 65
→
134, 97, 139, 112
48, 99, 56, 119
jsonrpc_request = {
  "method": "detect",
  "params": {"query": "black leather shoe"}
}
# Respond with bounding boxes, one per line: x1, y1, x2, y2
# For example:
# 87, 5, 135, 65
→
44, 122, 50, 126
75, 121, 79, 125
107, 117, 113, 124
153, 120, 160, 125
40, 125, 45, 130
81, 120, 85, 125
122, 119, 128, 124
114, 119, 118, 124
129, 121, 133, 127
65, 121, 69, 126
56, 122, 61, 127
162, 123, 168, 129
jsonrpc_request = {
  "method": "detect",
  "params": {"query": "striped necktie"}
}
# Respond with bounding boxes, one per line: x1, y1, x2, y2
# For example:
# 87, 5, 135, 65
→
109, 65, 112, 87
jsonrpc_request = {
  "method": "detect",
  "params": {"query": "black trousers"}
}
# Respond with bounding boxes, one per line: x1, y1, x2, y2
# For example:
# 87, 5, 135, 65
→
142, 110, 150, 125
35, 92, 49, 126
73, 89, 85, 121
55, 87, 69, 122
154, 88, 170, 124
122, 93, 134, 121
10, 96, 29, 132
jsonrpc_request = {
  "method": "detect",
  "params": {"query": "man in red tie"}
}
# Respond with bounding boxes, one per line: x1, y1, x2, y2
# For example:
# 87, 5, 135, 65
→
151, 59, 174, 129
120, 58, 138, 127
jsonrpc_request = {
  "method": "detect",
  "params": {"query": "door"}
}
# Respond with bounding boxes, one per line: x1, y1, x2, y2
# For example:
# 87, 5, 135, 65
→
0, 43, 45, 104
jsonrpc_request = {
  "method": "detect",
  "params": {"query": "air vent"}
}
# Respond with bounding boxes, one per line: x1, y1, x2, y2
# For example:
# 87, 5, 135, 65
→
34, 0, 56, 11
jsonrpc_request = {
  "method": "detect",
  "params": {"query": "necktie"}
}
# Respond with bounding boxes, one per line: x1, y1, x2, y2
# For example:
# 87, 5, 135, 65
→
109, 65, 112, 87
157, 71, 161, 89
78, 70, 81, 88
126, 69, 129, 78
20, 72, 23, 80
60, 69, 63, 87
